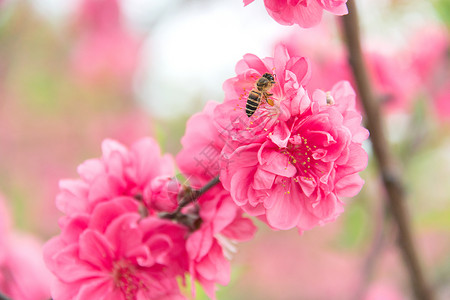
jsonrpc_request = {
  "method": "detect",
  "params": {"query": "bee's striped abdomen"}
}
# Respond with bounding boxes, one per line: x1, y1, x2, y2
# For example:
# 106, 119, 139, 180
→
246, 90, 261, 117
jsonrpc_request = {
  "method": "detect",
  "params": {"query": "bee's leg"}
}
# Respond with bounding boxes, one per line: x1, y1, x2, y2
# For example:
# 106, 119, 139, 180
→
264, 94, 275, 106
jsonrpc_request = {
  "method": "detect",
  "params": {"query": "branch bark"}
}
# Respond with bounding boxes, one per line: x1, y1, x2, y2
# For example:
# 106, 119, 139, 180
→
0, 292, 11, 300
159, 175, 220, 219
341, 1, 434, 299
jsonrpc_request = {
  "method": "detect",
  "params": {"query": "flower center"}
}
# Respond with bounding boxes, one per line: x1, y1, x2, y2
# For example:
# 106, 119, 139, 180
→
112, 260, 143, 300
284, 134, 319, 181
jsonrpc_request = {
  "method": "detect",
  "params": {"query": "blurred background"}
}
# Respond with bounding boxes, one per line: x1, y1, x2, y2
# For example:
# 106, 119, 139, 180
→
0, 0, 449, 299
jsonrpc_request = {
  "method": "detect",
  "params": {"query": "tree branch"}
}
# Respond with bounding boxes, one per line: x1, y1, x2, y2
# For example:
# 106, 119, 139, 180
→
341, 1, 434, 299
0, 292, 11, 300
159, 175, 220, 219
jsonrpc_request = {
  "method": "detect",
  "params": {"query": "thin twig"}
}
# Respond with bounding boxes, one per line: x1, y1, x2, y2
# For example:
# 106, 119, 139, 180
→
159, 175, 220, 219
341, 1, 434, 299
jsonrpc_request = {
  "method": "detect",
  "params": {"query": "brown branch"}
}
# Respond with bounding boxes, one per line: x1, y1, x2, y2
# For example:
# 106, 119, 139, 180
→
0, 292, 11, 300
159, 175, 220, 219
341, 1, 434, 299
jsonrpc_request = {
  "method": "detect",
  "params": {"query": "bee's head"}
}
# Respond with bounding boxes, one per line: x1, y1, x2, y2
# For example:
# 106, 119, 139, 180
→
262, 73, 275, 83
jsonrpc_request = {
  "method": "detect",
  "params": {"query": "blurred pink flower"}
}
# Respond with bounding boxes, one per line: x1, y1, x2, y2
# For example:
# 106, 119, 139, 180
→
214, 46, 368, 231
410, 26, 449, 84
71, 0, 142, 86
364, 282, 405, 300
244, 0, 348, 28
410, 26, 450, 120
0, 195, 52, 300
234, 230, 361, 299
56, 138, 175, 219
282, 30, 418, 114
434, 82, 450, 122
44, 197, 188, 300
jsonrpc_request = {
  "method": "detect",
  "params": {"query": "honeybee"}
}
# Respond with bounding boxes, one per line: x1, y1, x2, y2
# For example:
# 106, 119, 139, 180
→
246, 73, 275, 117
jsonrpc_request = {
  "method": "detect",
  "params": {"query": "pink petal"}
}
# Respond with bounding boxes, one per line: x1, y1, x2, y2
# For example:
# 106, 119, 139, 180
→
243, 0, 255, 6
292, 0, 323, 28
258, 147, 297, 177
265, 188, 301, 229
74, 277, 114, 300
186, 227, 213, 261
79, 230, 115, 270
335, 173, 364, 198
47, 243, 103, 282
269, 122, 291, 148
221, 216, 257, 242
253, 168, 276, 190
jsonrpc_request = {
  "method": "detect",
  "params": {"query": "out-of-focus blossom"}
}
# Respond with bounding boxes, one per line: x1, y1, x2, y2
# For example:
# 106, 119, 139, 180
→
244, 0, 348, 28
410, 26, 449, 84
283, 30, 418, 114
434, 82, 450, 122
214, 45, 368, 231
0, 195, 52, 300
44, 197, 188, 300
410, 26, 450, 121
177, 102, 257, 298
364, 282, 405, 300
71, 0, 142, 86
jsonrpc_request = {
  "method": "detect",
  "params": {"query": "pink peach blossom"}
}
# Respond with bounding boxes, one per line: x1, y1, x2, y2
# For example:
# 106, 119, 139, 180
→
44, 197, 188, 300
215, 44, 311, 145
215, 47, 368, 231
244, 0, 348, 28
56, 138, 176, 218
